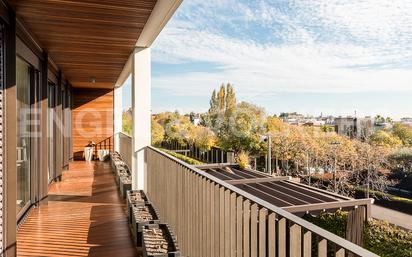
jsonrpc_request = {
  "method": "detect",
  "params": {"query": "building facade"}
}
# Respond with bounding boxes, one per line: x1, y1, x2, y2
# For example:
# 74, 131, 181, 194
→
334, 117, 375, 140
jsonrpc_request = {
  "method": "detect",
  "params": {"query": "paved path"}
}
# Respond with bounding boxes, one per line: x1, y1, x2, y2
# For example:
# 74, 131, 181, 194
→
371, 205, 412, 230
17, 161, 139, 257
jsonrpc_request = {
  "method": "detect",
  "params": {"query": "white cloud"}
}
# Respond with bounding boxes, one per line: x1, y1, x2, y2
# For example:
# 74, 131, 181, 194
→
151, 0, 412, 97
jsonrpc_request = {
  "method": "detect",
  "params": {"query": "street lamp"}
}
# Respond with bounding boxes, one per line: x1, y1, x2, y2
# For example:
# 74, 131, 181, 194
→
262, 134, 272, 175
330, 141, 341, 192
306, 150, 310, 186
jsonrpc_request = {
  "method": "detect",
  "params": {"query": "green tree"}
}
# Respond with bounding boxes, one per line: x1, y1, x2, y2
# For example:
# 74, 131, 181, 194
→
225, 83, 236, 119
209, 90, 218, 114
122, 111, 132, 136
219, 101, 266, 154
388, 147, 412, 173
374, 115, 385, 124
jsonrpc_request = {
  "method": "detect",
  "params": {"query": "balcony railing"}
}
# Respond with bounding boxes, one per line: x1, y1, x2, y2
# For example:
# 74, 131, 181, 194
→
115, 132, 132, 168
146, 146, 379, 257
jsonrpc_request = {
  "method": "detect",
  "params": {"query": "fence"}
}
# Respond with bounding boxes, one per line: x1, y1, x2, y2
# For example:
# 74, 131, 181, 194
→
146, 146, 378, 257
94, 136, 113, 159
161, 140, 235, 164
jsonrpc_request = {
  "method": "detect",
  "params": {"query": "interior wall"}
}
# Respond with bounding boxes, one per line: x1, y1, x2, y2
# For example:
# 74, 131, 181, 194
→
72, 88, 113, 159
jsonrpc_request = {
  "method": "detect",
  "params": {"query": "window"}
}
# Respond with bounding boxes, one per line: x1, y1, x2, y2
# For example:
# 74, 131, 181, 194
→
16, 57, 32, 214
48, 83, 55, 182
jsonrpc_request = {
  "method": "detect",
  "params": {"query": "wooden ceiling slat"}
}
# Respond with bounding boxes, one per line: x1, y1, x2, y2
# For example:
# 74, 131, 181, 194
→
14, 1, 154, 17
10, 0, 156, 12
9, 0, 157, 88
22, 25, 143, 38
20, 14, 145, 29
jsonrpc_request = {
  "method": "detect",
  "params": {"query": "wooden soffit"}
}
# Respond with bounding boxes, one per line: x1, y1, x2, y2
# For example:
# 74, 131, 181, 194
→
8, 0, 157, 89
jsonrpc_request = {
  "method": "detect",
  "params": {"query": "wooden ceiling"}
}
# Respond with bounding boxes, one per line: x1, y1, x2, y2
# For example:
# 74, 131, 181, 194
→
8, 0, 157, 88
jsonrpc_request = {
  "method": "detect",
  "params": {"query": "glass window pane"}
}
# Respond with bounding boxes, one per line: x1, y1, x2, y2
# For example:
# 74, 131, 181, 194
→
16, 57, 31, 214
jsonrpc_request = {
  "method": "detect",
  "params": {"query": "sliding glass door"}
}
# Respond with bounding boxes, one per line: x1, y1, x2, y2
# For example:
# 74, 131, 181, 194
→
48, 83, 55, 182
16, 57, 32, 214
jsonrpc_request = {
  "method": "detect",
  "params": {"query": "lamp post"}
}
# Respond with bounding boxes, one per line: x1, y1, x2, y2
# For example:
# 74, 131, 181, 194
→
306, 150, 310, 186
330, 141, 341, 192
268, 134, 272, 175
262, 134, 272, 175
366, 152, 370, 198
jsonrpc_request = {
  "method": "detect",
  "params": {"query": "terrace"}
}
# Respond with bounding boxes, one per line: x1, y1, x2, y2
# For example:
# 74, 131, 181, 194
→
0, 0, 380, 256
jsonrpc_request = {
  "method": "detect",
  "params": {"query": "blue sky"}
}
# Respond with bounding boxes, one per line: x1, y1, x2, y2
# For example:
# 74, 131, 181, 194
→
123, 0, 412, 120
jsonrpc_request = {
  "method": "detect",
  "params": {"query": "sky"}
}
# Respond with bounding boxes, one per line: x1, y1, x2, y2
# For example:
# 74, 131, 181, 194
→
123, 0, 412, 120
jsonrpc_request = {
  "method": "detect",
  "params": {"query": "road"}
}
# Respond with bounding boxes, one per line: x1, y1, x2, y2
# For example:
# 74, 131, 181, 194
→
371, 205, 412, 230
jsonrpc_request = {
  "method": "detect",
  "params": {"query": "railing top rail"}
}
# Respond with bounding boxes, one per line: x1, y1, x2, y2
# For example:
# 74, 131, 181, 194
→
116, 132, 132, 138
147, 146, 379, 257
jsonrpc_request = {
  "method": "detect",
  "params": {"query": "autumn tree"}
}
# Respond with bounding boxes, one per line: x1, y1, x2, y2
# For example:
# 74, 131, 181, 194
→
392, 123, 412, 146
370, 130, 402, 148
349, 142, 389, 197
187, 126, 216, 152
151, 117, 165, 146
154, 111, 192, 146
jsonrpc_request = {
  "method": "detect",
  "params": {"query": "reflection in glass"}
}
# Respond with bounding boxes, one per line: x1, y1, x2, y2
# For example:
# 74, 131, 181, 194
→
16, 57, 31, 214
48, 84, 55, 182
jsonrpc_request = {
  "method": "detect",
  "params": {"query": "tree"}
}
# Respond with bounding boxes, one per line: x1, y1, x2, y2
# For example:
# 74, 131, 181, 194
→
350, 142, 389, 197
386, 117, 393, 124
209, 90, 218, 113
266, 118, 305, 175
187, 126, 216, 152
217, 84, 225, 111
154, 112, 192, 146
151, 117, 165, 146
122, 110, 132, 135
388, 147, 412, 173
370, 130, 402, 148
237, 151, 250, 169
320, 125, 335, 133
219, 101, 266, 155
393, 123, 412, 146
189, 111, 196, 123
225, 83, 236, 119
374, 115, 385, 124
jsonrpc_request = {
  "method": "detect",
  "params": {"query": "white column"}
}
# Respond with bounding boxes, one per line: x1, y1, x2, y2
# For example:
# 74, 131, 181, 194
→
113, 86, 123, 152
131, 47, 151, 190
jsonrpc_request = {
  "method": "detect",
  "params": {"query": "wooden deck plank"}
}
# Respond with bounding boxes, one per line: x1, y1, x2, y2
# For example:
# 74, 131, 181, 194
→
17, 161, 139, 257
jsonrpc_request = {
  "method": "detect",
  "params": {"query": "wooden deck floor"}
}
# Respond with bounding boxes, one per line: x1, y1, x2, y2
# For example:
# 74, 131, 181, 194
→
17, 161, 139, 257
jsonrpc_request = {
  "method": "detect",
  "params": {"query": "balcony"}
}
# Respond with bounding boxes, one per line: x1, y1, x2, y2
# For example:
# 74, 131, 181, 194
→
0, 1, 387, 256
16, 134, 378, 257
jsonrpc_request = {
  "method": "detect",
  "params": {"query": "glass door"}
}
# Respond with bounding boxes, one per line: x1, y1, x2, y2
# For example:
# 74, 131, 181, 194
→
16, 57, 32, 215
48, 83, 55, 182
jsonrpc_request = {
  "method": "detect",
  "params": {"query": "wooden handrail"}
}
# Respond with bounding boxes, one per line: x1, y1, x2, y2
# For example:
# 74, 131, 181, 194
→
116, 131, 131, 139
147, 146, 379, 257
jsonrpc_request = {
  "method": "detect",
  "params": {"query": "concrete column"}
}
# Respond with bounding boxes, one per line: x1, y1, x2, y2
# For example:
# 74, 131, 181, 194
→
131, 47, 151, 190
113, 86, 123, 152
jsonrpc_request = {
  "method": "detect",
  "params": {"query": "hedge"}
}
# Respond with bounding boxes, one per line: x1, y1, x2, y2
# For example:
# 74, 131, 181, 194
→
159, 148, 204, 165
304, 211, 412, 257
364, 219, 412, 257
355, 188, 412, 215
